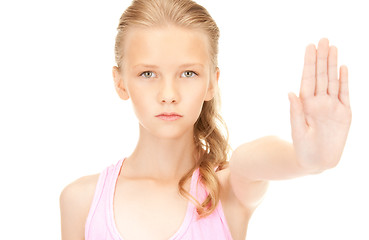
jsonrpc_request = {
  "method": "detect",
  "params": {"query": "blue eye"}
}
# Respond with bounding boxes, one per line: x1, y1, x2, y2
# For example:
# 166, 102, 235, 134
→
181, 71, 198, 78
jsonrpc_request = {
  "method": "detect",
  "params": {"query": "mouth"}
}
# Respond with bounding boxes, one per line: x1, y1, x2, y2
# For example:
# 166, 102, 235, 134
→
155, 112, 183, 121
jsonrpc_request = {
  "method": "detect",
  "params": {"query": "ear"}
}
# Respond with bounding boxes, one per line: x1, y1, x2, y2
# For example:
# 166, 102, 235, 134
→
204, 67, 220, 101
112, 66, 130, 100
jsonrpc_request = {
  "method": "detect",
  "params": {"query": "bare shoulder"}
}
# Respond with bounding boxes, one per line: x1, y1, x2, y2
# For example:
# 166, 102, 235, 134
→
216, 165, 268, 211
60, 173, 100, 240
216, 165, 269, 240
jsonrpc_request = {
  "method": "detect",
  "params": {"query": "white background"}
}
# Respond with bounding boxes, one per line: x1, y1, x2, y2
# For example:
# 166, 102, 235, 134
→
0, 0, 368, 239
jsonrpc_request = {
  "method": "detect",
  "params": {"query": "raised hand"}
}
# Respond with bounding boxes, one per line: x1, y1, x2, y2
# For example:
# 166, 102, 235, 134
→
288, 38, 352, 172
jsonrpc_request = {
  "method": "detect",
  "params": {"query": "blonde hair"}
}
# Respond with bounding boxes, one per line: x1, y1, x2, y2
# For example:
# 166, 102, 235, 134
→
114, 0, 231, 218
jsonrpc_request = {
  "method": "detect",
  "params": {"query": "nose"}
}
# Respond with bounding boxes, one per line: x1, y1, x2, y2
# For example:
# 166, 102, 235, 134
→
158, 80, 179, 104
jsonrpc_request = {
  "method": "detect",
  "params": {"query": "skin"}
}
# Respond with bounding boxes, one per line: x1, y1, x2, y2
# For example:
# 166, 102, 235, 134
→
60, 24, 351, 240
112, 25, 217, 182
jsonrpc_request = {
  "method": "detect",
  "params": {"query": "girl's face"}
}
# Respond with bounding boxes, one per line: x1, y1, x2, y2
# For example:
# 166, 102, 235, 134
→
113, 25, 219, 139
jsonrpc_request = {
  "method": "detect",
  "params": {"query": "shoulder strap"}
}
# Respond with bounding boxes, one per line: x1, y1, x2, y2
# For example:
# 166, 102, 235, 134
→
85, 158, 124, 239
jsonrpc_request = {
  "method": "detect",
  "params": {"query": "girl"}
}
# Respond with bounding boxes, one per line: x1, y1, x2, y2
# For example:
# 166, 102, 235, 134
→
60, 0, 352, 239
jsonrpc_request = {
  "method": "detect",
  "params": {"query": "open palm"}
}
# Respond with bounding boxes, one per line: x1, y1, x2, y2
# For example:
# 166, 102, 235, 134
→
288, 38, 352, 172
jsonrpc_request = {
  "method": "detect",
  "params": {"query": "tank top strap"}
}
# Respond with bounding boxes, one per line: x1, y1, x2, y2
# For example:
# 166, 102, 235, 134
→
167, 166, 202, 240
86, 159, 233, 240
106, 158, 125, 236
190, 166, 234, 240
191, 167, 215, 204
85, 158, 125, 240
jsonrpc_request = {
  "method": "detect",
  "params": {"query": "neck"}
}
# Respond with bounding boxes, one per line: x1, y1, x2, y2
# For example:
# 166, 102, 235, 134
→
124, 123, 199, 182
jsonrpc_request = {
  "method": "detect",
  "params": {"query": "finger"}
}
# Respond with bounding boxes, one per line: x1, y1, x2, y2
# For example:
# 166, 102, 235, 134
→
328, 46, 339, 97
338, 65, 350, 106
300, 44, 316, 99
288, 92, 308, 139
316, 38, 329, 95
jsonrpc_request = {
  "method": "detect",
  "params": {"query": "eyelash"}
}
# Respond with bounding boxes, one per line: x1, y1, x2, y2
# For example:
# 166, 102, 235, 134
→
139, 70, 198, 78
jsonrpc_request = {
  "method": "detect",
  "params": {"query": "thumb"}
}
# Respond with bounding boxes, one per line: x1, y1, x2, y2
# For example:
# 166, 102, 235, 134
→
288, 92, 307, 138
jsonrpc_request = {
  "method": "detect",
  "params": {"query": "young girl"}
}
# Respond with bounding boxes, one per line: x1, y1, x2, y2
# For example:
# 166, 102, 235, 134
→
59, 0, 352, 239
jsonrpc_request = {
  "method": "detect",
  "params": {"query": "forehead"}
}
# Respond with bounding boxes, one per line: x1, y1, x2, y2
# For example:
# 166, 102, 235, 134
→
123, 25, 210, 68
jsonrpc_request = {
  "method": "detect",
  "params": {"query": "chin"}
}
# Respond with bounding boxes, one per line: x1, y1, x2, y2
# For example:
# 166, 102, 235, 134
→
155, 129, 189, 140
144, 124, 193, 140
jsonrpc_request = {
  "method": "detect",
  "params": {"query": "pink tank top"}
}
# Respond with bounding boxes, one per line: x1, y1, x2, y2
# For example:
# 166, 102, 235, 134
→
85, 157, 233, 240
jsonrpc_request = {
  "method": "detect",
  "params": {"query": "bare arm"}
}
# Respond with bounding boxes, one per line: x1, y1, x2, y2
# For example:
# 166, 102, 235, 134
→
60, 174, 99, 240
230, 135, 315, 182
229, 38, 351, 207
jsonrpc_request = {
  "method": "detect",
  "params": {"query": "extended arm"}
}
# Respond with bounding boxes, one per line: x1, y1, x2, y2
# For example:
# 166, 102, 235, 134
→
230, 135, 320, 182
229, 39, 351, 207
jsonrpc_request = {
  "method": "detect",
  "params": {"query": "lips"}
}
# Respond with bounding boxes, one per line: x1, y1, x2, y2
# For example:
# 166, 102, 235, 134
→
155, 112, 183, 117
155, 112, 183, 121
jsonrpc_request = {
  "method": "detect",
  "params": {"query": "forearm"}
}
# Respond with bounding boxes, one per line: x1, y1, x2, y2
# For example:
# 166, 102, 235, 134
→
230, 135, 323, 181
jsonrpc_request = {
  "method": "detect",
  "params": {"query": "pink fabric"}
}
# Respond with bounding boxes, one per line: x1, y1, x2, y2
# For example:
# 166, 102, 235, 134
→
85, 157, 233, 240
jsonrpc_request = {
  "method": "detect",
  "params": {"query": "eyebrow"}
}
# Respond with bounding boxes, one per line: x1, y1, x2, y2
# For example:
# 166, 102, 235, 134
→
132, 63, 204, 69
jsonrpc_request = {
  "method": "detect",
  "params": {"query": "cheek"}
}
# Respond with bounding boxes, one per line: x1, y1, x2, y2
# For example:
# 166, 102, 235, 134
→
127, 84, 153, 116
184, 85, 208, 116
191, 81, 209, 102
